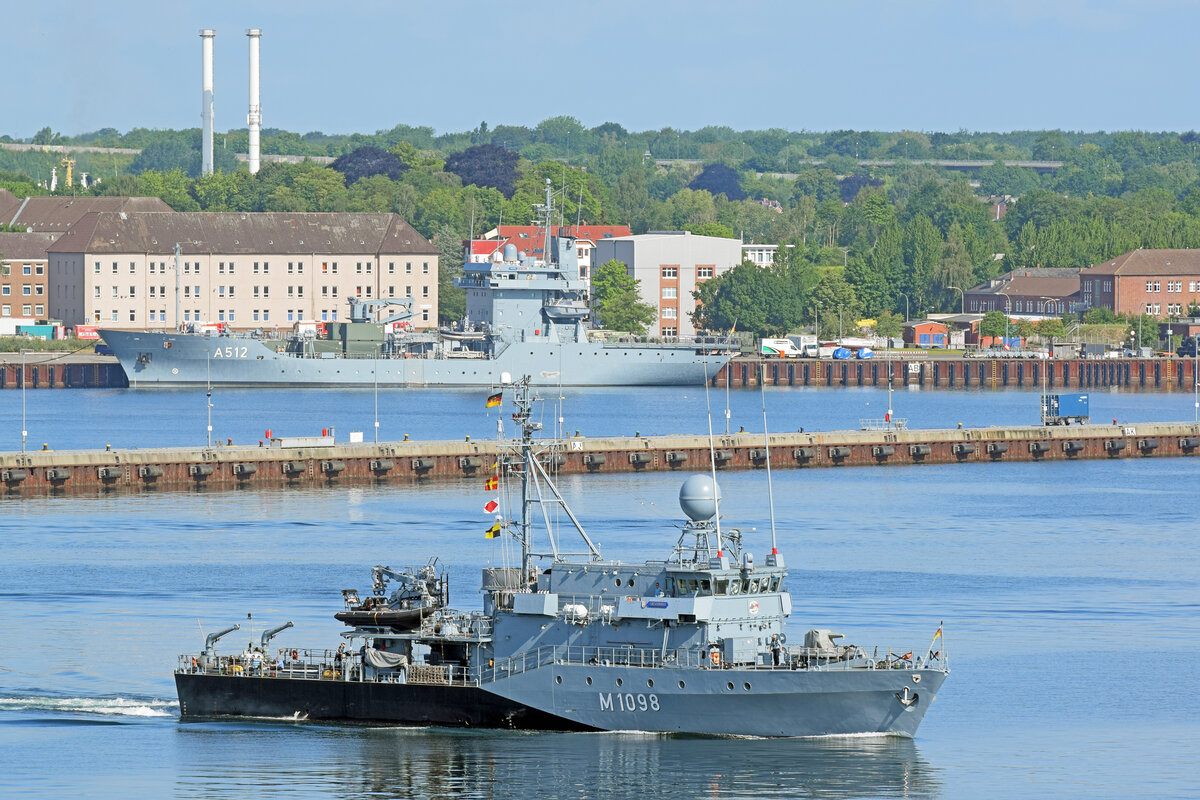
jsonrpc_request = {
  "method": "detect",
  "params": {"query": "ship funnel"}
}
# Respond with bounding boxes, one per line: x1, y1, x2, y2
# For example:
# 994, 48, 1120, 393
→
679, 474, 720, 521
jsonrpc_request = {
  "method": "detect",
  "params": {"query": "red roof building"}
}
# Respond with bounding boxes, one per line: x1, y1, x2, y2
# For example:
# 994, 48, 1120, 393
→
1080, 248, 1200, 318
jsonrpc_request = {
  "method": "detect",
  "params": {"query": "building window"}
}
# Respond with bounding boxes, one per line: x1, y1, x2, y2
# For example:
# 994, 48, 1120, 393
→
1, 304, 8, 315
365, 286, 372, 297
661, 266, 677, 278
322, 262, 328, 274
129, 310, 136, 322
228, 262, 235, 274
94, 262, 100, 274
112, 262, 118, 274
1, 287, 8, 296
388, 262, 395, 274
288, 286, 294, 297
1154, 281, 1161, 292
263, 262, 269, 274
185, 311, 191, 321
406, 262, 412, 274
111, 287, 118, 298
253, 310, 260, 321
288, 262, 294, 273
422, 310, 429, 322
321, 310, 328, 321
22, 286, 30, 296
263, 310, 269, 322
662, 287, 677, 299
661, 326, 677, 337
228, 286, 235, 298
422, 262, 429, 274
332, 287, 338, 297
253, 262, 260, 274
218, 310, 225, 321
422, 286, 428, 298
219, 286, 226, 297
662, 307, 677, 319
356, 262, 363, 274
111, 310, 118, 321
297, 286, 303, 297
697, 266, 714, 279
93, 286, 100, 298
254, 286, 260, 298
388, 286, 394, 297
288, 310, 294, 322
405, 285, 412, 296
129, 262, 136, 273
22, 265, 31, 275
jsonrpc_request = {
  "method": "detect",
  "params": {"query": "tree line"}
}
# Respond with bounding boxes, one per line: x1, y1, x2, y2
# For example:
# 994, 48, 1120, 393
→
8, 121, 1200, 332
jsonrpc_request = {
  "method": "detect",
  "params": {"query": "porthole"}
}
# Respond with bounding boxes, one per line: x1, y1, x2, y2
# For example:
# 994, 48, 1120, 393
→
614, 577, 622, 587
627, 578, 635, 587
647, 679, 655, 688
678, 680, 686, 689
585, 676, 592, 686
743, 682, 752, 691
726, 682, 735, 691
616, 678, 624, 687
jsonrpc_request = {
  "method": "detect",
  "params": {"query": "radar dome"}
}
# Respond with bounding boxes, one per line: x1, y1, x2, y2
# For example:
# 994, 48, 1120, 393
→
679, 474, 721, 521
503, 243, 518, 261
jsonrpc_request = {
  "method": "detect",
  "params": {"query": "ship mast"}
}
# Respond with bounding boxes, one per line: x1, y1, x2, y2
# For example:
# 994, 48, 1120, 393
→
507, 377, 601, 584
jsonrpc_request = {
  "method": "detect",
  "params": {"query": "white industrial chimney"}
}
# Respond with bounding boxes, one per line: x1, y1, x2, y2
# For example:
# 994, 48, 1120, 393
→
200, 29, 215, 176
246, 28, 262, 175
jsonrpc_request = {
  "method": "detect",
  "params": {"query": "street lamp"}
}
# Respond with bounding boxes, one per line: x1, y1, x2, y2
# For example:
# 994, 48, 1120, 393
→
898, 292, 910, 322
948, 286, 964, 315
838, 304, 844, 341
20, 349, 28, 453
839, 248, 850, 268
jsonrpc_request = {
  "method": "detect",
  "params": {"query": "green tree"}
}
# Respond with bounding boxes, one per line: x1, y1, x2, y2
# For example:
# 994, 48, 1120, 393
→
873, 310, 903, 340
431, 223, 466, 323
692, 221, 735, 238
1036, 317, 1067, 342
979, 310, 1008, 338
591, 259, 656, 334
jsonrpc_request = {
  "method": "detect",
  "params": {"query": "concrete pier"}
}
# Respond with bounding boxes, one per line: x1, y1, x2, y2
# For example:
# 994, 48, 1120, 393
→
1, 421, 1196, 495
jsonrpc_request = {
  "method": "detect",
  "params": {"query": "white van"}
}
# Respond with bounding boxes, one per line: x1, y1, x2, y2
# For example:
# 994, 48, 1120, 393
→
760, 338, 805, 358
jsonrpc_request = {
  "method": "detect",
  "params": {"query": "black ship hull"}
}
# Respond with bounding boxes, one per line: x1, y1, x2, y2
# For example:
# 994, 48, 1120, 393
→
174, 673, 592, 731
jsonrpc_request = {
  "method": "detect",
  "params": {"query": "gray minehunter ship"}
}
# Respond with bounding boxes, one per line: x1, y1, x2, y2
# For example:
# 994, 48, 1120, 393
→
101, 181, 736, 388
175, 378, 949, 737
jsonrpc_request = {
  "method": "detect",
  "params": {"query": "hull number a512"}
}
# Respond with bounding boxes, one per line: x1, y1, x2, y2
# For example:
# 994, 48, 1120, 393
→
212, 347, 248, 358
599, 692, 660, 712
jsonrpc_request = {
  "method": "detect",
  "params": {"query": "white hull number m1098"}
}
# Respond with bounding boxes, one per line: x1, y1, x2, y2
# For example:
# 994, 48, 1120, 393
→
599, 692, 660, 712
212, 346, 248, 358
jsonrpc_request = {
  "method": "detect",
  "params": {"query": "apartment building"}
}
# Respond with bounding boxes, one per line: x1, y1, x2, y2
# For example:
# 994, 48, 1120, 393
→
1080, 248, 1200, 318
592, 232, 743, 337
45, 212, 439, 330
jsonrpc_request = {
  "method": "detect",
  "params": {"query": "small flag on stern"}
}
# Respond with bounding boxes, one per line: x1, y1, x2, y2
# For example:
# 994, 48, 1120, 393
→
484, 499, 499, 513
485, 391, 502, 408
485, 521, 501, 539
484, 476, 498, 491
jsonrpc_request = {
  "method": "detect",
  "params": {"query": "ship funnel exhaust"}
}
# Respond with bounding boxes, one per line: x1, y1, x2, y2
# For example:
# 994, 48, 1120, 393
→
246, 28, 262, 175
200, 29, 215, 176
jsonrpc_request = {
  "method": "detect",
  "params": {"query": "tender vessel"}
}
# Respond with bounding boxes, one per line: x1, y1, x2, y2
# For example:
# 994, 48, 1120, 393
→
102, 181, 736, 388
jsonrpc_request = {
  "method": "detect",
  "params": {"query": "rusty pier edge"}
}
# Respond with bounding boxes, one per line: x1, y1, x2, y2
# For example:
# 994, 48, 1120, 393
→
2, 421, 1198, 496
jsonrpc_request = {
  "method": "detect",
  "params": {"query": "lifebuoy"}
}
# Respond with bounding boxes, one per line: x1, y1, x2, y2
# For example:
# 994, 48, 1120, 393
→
291, 649, 298, 661
191, 656, 197, 668
709, 650, 720, 666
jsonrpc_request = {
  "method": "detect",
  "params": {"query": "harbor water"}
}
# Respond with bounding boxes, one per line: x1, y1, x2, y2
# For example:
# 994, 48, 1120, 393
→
1, 386, 1199, 798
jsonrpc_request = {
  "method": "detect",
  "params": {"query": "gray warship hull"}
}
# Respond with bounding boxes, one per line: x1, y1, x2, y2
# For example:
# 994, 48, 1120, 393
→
175, 662, 944, 737
100, 329, 730, 388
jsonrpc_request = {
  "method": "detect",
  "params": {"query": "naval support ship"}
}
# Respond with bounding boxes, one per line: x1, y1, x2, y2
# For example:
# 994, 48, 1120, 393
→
102, 182, 736, 388
174, 378, 949, 737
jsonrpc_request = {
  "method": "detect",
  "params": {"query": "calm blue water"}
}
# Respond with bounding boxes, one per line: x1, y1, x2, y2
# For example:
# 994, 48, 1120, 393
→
2, 387, 1199, 798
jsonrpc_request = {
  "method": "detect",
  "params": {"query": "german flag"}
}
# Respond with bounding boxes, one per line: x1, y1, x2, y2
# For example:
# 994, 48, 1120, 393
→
484, 476, 498, 491
485, 391, 502, 408
485, 521, 501, 539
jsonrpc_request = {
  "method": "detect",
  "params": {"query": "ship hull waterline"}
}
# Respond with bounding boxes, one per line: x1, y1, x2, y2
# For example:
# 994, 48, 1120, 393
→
175, 666, 945, 737
101, 330, 731, 388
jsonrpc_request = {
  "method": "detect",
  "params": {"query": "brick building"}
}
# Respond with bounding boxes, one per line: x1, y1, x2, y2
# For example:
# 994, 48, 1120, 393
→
0, 232, 61, 320
1080, 248, 1200, 318
964, 268, 1081, 317
46, 212, 438, 331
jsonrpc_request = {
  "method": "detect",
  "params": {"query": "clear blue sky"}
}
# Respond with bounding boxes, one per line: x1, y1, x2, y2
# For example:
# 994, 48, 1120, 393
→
7, 0, 1197, 139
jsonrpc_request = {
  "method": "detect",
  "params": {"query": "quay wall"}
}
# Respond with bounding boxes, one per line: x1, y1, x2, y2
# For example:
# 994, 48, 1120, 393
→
0, 354, 1195, 393
718, 356, 1200, 392
2, 421, 1197, 495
